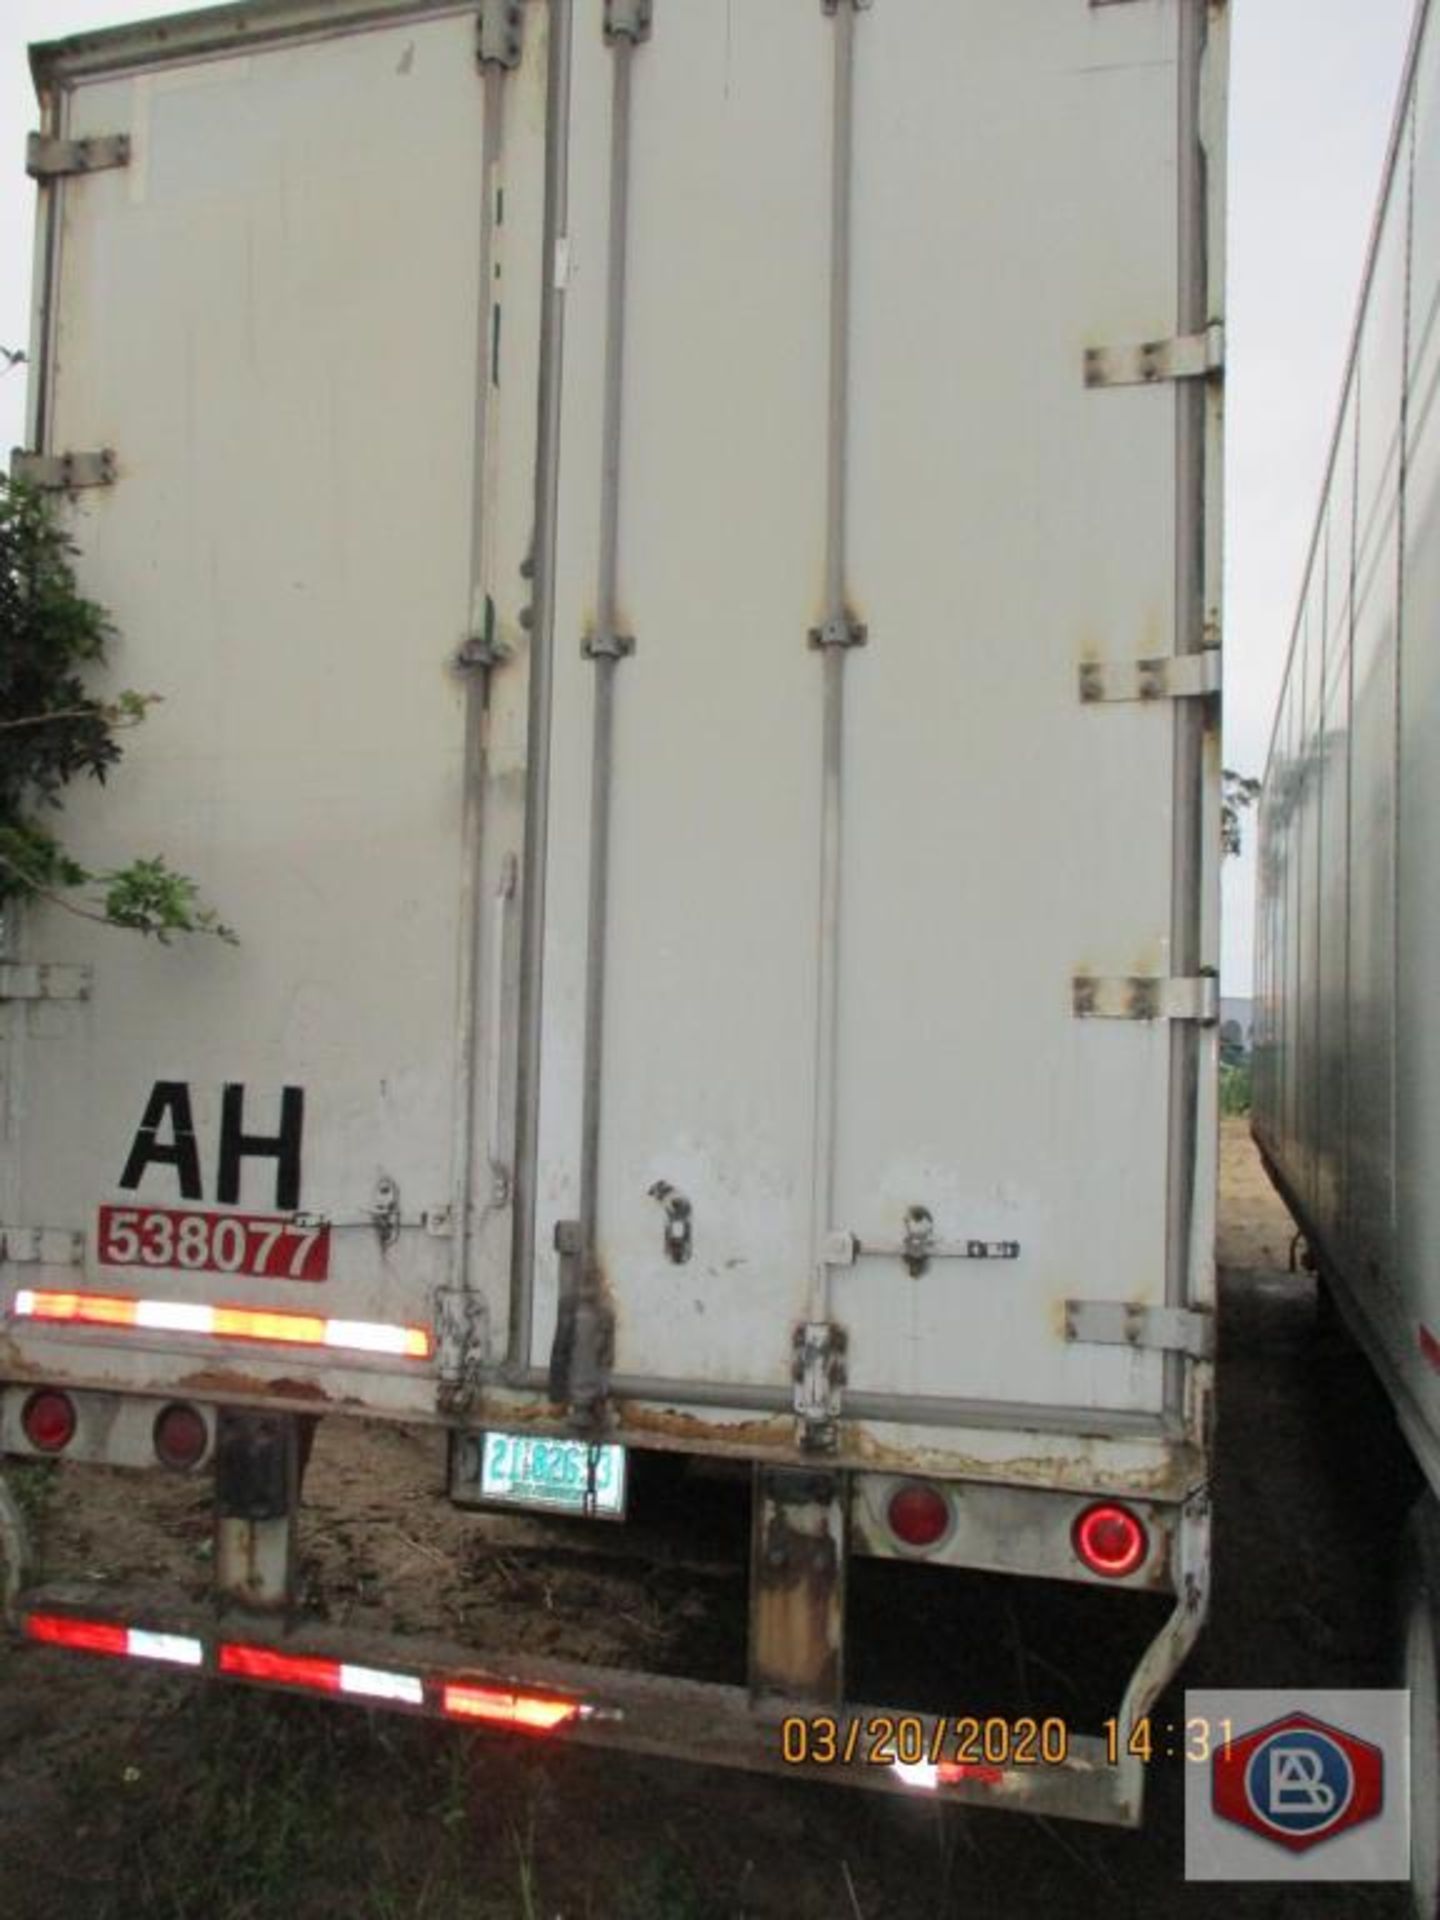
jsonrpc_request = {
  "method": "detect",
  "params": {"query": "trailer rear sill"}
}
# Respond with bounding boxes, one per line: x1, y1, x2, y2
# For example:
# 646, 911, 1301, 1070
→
11, 1580, 1147, 1827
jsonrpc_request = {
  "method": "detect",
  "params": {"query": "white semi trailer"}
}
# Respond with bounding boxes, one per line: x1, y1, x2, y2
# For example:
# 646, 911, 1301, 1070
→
1, 0, 1226, 1827
1253, 0, 1440, 1909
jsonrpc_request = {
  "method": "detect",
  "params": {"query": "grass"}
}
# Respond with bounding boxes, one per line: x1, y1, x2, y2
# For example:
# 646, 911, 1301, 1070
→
5, 1458, 59, 1536
18, 1685, 728, 1920
1219, 1059, 1252, 1115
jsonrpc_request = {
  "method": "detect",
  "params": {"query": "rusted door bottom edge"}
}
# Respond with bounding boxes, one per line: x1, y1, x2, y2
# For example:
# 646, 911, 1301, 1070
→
491, 1365, 1179, 1441
11, 1578, 1142, 1827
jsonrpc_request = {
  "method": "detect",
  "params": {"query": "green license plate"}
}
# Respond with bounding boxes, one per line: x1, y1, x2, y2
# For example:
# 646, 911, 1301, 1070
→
479, 1431, 627, 1519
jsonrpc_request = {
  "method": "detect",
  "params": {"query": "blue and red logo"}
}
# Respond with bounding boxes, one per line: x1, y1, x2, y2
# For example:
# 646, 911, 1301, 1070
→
1213, 1712, 1385, 1853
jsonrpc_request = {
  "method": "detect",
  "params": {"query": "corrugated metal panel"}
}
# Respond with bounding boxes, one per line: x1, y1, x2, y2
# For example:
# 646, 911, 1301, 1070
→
1259, 0, 1440, 1494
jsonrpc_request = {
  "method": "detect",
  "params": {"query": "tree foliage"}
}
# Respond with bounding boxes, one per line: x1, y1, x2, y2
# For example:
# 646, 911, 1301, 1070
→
0, 475, 234, 943
1222, 767, 1261, 859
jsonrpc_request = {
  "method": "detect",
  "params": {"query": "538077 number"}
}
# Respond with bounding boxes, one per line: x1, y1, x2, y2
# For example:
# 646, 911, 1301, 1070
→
97, 1205, 330, 1282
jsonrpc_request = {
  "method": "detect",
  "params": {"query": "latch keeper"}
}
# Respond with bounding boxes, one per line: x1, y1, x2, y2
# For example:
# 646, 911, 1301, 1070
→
808, 614, 867, 650
604, 0, 653, 43
477, 0, 524, 68
582, 628, 636, 660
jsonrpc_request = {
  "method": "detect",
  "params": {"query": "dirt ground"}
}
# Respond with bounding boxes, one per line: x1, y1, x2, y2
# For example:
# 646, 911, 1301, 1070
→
0, 1118, 1419, 1918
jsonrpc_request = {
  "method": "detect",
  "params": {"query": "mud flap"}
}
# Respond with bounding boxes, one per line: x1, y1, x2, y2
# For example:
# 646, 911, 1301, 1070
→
748, 1466, 847, 1707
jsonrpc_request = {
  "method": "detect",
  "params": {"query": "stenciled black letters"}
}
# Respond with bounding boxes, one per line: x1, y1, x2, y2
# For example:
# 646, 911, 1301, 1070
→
216, 1084, 304, 1211
117, 1081, 204, 1200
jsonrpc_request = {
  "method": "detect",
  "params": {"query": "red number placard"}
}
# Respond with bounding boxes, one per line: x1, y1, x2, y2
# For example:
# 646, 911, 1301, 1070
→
96, 1206, 330, 1282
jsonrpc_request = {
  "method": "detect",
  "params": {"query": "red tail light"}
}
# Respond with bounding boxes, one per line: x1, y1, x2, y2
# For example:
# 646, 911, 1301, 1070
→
886, 1481, 951, 1550
153, 1402, 209, 1470
1072, 1503, 1148, 1578
21, 1388, 77, 1454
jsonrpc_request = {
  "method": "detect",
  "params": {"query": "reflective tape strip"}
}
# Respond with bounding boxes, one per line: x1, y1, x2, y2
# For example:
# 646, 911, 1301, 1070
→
127, 1628, 204, 1668
25, 1612, 203, 1667
11, 1288, 432, 1361
219, 1643, 342, 1692
137, 1299, 216, 1336
219, 1643, 424, 1708
338, 1664, 425, 1707
28, 1610, 582, 1734
440, 1683, 579, 1731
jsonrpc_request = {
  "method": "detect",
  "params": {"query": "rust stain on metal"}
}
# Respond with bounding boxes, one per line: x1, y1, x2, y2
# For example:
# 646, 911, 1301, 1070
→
177, 1369, 331, 1404
750, 1470, 845, 1705
0, 1337, 39, 1379
616, 1404, 792, 1453
847, 1427, 1204, 1502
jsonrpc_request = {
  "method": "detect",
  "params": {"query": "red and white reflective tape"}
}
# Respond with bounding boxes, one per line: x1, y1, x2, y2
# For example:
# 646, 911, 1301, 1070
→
892, 1758, 1007, 1792
26, 1611, 203, 1668
219, 1642, 424, 1707
11, 1288, 432, 1361
24, 1610, 584, 1734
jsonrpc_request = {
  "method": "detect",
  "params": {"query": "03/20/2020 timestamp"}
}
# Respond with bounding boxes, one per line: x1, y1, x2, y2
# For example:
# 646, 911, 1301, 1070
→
778, 1715, 1235, 1771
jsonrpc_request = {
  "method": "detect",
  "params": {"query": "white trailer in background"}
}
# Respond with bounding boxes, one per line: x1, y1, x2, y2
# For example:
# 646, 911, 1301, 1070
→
2, 0, 1226, 1826
1253, 0, 1440, 1909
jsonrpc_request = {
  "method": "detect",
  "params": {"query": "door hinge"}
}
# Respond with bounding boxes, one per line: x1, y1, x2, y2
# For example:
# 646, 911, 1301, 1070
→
1079, 650, 1221, 704
10, 449, 117, 492
1065, 1300, 1215, 1362
1084, 322, 1224, 389
0, 963, 92, 1002
26, 132, 130, 181
1072, 974, 1219, 1025
792, 1320, 847, 1453
477, 0, 525, 70
1, 1228, 84, 1267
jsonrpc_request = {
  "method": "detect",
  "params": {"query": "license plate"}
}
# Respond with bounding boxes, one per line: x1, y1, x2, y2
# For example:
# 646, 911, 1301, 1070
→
479, 1431, 627, 1519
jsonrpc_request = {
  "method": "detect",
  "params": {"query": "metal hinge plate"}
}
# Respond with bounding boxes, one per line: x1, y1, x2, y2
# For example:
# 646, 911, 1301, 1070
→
10, 449, 117, 491
0, 963, 92, 1002
477, 0, 524, 70
1065, 1300, 1215, 1361
27, 133, 130, 181
1079, 651, 1221, 704
2, 1229, 85, 1268
1072, 975, 1220, 1024
1084, 323, 1225, 389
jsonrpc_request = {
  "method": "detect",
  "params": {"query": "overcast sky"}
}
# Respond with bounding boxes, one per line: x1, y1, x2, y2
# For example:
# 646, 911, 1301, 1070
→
0, 1, 1422, 992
